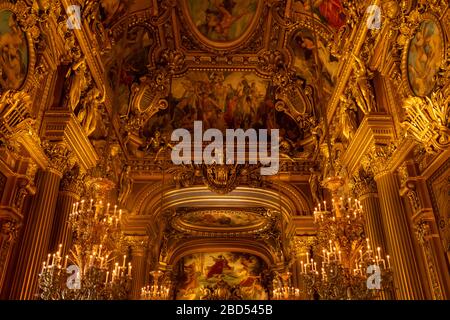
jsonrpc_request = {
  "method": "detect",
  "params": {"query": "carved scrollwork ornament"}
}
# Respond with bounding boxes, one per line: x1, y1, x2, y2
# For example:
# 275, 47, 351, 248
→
258, 50, 285, 75
402, 90, 450, 154
159, 49, 185, 74
0, 90, 33, 138
0, 218, 21, 244
414, 219, 444, 299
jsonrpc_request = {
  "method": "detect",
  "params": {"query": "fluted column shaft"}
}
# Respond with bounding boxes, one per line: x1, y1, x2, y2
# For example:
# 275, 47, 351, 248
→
375, 172, 425, 299
49, 191, 79, 255
360, 194, 388, 259
9, 169, 62, 299
131, 246, 147, 300
359, 192, 394, 299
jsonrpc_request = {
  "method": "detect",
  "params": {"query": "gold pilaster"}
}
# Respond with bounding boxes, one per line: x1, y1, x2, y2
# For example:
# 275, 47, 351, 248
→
9, 143, 71, 299
129, 238, 148, 300
49, 166, 83, 255
374, 171, 426, 299
353, 168, 393, 299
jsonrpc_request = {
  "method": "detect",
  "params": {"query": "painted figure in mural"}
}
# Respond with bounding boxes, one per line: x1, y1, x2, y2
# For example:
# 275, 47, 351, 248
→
197, 0, 252, 41
0, 13, 27, 90
291, 0, 345, 29
207, 255, 233, 278
314, 0, 346, 29
407, 20, 443, 96
292, 31, 339, 96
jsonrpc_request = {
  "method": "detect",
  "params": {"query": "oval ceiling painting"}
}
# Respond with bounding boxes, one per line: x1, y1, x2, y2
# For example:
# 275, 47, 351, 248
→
181, 209, 265, 228
185, 0, 259, 44
0, 9, 28, 90
407, 19, 444, 97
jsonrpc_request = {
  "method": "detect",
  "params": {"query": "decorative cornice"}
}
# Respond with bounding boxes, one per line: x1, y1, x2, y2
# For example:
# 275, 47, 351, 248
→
41, 111, 99, 171
341, 113, 394, 175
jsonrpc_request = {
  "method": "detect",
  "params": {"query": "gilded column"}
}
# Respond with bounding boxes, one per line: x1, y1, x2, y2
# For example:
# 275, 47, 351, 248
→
374, 171, 425, 299
9, 143, 71, 300
130, 238, 148, 300
49, 166, 83, 255
353, 169, 388, 254
353, 168, 393, 299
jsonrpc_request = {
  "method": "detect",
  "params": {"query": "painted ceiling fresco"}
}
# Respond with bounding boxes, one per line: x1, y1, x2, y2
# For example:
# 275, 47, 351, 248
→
144, 71, 302, 137
181, 209, 264, 228
176, 252, 268, 300
97, 0, 349, 160
291, 0, 346, 30
186, 0, 258, 42
0, 10, 28, 90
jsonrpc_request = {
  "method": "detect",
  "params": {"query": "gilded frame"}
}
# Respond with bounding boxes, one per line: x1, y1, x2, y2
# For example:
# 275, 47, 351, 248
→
402, 13, 446, 97
176, 0, 264, 51
0, 2, 36, 92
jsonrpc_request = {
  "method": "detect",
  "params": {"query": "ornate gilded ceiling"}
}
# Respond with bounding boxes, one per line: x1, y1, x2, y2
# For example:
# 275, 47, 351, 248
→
94, 0, 352, 165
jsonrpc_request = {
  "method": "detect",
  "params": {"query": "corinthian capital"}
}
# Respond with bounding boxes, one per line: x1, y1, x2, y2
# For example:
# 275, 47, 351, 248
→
352, 167, 377, 197
60, 165, 84, 197
361, 142, 397, 178
43, 142, 72, 176
126, 236, 149, 257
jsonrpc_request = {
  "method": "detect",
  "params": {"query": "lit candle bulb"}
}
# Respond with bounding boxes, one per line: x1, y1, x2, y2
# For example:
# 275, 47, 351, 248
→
123, 255, 126, 268
128, 263, 132, 276
387, 255, 391, 268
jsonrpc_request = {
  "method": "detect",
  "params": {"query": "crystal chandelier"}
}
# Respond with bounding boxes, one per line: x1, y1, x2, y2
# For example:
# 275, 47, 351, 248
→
38, 199, 132, 300
141, 271, 171, 300
299, 176, 394, 300
272, 271, 301, 300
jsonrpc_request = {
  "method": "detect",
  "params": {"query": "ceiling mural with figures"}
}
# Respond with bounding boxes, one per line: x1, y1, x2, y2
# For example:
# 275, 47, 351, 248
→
96, 0, 348, 163
185, 0, 259, 42
291, 0, 346, 30
0, 9, 28, 90
175, 252, 268, 300
1, 0, 449, 302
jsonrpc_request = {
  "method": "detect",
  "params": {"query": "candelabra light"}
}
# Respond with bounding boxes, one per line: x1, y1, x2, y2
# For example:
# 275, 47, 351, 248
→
141, 271, 171, 300
299, 177, 394, 300
272, 272, 301, 300
38, 199, 132, 300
